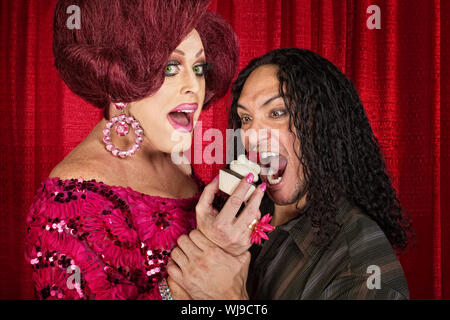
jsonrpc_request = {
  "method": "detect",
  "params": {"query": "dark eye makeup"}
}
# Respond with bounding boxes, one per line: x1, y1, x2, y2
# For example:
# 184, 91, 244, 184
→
164, 59, 210, 77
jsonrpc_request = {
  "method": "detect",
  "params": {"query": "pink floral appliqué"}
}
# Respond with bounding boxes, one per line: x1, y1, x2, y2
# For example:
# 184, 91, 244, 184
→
250, 214, 275, 245
132, 195, 196, 250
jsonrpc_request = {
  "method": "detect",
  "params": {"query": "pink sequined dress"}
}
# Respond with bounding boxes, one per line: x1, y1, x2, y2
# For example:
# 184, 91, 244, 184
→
24, 175, 203, 299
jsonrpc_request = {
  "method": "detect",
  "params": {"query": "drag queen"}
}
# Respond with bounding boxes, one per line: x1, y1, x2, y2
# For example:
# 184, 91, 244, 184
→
24, 0, 238, 299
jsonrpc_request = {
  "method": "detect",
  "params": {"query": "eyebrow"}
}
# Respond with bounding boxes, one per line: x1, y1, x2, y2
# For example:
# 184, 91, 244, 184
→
237, 94, 282, 111
173, 48, 205, 58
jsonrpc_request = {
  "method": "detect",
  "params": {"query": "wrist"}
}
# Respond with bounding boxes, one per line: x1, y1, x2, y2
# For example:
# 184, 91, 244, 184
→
234, 290, 249, 300
226, 285, 249, 300
240, 290, 249, 300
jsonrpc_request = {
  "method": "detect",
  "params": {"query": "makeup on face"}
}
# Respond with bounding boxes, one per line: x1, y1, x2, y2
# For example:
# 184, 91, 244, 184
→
128, 29, 206, 154
164, 45, 206, 133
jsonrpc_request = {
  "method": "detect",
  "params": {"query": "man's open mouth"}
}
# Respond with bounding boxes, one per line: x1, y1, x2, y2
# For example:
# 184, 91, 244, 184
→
167, 103, 197, 132
259, 152, 288, 186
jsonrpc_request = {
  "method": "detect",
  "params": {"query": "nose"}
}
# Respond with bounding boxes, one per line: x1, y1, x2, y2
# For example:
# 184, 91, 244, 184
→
242, 119, 278, 153
180, 68, 201, 95
245, 117, 275, 139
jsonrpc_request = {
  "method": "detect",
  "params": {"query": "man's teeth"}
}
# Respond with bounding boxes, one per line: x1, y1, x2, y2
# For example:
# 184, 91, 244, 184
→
260, 152, 279, 161
267, 175, 282, 185
259, 152, 280, 175
176, 110, 194, 113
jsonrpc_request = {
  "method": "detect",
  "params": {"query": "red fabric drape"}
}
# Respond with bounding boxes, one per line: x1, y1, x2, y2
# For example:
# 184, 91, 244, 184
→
0, 0, 446, 299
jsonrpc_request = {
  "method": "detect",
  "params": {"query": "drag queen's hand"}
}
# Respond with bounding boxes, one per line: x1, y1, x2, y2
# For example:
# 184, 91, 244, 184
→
195, 174, 266, 256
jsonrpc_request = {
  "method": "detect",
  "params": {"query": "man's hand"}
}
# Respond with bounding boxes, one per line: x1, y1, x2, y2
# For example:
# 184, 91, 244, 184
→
167, 276, 192, 300
195, 175, 266, 256
167, 229, 251, 300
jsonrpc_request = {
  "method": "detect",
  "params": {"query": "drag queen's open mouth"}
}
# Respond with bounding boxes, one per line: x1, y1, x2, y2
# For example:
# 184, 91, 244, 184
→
167, 103, 197, 132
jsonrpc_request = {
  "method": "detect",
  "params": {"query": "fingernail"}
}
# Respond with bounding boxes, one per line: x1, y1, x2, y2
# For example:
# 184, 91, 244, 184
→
213, 174, 219, 182
259, 182, 267, 192
246, 173, 254, 184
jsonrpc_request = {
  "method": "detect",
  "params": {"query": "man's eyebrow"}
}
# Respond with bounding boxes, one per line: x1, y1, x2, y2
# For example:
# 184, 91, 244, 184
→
262, 94, 282, 106
237, 94, 282, 111
237, 104, 248, 111
173, 48, 205, 58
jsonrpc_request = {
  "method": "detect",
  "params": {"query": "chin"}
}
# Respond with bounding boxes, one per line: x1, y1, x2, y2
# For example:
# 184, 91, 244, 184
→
164, 135, 192, 157
267, 190, 296, 206
268, 180, 304, 206
167, 126, 193, 148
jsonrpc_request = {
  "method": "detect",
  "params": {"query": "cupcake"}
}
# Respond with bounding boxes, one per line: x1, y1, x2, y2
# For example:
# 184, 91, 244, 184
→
219, 154, 261, 201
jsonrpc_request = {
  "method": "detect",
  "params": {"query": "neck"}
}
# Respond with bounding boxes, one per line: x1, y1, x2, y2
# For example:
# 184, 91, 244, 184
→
271, 193, 307, 227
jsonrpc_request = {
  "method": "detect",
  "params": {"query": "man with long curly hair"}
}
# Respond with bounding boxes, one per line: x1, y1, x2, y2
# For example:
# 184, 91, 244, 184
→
169, 48, 414, 300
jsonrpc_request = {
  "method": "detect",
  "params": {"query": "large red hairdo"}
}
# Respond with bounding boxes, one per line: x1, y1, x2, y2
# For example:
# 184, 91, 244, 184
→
53, 0, 239, 117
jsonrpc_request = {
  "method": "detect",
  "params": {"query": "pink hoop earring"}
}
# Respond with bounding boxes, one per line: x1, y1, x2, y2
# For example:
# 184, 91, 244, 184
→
103, 103, 144, 158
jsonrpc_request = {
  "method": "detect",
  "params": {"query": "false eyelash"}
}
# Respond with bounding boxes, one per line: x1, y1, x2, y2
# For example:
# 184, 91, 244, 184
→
166, 60, 181, 66
202, 62, 213, 71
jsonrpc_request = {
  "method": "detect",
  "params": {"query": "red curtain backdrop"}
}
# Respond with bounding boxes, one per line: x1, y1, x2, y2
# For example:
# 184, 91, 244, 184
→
0, 0, 446, 299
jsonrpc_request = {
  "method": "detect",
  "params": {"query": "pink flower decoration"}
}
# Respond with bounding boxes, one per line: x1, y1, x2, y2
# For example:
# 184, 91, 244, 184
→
132, 195, 197, 250
250, 214, 275, 245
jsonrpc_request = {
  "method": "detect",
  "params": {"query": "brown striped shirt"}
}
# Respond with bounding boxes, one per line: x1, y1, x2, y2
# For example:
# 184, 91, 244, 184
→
247, 197, 409, 300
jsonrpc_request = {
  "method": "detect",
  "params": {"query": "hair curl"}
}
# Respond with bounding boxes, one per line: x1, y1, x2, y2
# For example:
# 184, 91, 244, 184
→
53, 0, 239, 118
229, 48, 414, 251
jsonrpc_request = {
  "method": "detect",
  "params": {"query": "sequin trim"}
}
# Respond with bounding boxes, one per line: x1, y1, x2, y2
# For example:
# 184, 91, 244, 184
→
158, 278, 173, 300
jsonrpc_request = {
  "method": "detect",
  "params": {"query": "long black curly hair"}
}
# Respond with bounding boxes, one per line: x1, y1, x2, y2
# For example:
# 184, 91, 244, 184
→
228, 48, 414, 252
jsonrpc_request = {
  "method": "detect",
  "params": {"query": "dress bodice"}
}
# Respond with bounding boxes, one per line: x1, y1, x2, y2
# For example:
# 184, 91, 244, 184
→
24, 176, 203, 299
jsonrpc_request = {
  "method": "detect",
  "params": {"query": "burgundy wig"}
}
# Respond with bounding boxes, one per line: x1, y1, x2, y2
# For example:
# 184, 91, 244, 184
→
53, 0, 239, 117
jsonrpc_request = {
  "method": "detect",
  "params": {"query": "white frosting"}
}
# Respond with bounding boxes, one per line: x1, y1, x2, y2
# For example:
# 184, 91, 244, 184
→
229, 154, 260, 183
